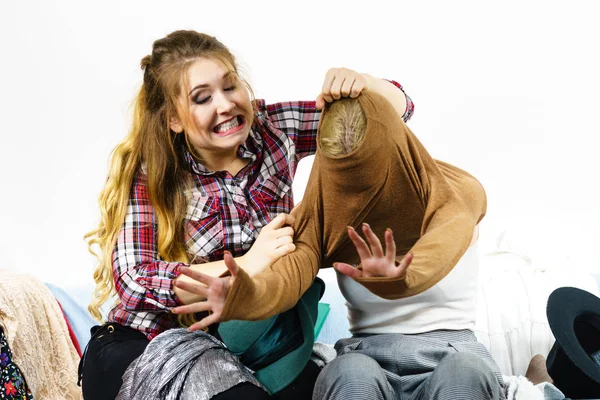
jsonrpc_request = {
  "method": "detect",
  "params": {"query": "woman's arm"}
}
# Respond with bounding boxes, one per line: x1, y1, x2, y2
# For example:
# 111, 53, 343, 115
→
172, 233, 322, 330
174, 213, 296, 304
114, 172, 296, 309
260, 70, 414, 164
363, 74, 409, 120
260, 100, 321, 160
172, 196, 323, 327
318, 69, 414, 122
112, 173, 189, 312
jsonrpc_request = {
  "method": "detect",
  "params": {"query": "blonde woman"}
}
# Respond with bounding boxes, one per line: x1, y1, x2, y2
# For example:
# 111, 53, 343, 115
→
80, 29, 413, 399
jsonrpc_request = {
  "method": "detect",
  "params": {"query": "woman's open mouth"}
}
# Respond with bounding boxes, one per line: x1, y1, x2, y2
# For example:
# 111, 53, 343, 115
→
213, 116, 245, 136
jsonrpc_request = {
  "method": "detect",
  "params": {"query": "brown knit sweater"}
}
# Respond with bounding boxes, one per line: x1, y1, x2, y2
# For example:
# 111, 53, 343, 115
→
220, 90, 487, 321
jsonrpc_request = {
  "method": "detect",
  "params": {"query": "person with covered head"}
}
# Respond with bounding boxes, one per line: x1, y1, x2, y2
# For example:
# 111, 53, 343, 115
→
79, 29, 414, 399
174, 81, 508, 398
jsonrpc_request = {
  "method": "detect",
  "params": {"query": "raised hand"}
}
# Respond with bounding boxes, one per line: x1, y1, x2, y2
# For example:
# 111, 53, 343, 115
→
316, 68, 370, 110
333, 223, 413, 279
171, 251, 240, 332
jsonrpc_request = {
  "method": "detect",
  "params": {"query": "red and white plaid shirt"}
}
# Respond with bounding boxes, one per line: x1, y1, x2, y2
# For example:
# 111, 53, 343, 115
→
107, 82, 414, 339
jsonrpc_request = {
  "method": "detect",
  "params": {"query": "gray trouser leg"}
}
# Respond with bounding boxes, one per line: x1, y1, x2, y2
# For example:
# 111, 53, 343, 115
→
412, 352, 505, 400
313, 353, 396, 400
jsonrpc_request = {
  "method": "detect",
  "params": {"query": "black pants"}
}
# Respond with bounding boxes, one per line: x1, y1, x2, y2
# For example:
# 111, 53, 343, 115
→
79, 323, 149, 400
79, 323, 321, 400
213, 359, 321, 400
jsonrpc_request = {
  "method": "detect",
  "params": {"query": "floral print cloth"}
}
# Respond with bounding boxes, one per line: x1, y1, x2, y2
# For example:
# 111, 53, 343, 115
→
0, 328, 33, 400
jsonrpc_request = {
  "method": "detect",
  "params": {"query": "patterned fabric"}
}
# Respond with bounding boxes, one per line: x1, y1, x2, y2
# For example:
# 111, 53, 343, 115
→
314, 330, 506, 400
0, 270, 81, 399
0, 328, 33, 400
108, 83, 414, 340
116, 328, 264, 400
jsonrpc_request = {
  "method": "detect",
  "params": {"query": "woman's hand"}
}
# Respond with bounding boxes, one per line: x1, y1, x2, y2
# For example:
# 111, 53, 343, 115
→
171, 213, 294, 313
172, 251, 240, 332
316, 68, 370, 110
243, 213, 296, 275
333, 223, 413, 279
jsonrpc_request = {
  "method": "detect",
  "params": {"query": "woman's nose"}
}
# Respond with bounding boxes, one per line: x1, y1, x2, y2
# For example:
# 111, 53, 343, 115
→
215, 91, 235, 114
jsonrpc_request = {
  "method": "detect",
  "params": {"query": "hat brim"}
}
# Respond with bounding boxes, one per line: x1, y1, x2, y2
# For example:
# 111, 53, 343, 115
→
546, 286, 600, 385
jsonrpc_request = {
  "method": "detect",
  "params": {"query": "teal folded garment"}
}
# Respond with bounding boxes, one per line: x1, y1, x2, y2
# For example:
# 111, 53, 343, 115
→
315, 302, 330, 339
218, 278, 325, 394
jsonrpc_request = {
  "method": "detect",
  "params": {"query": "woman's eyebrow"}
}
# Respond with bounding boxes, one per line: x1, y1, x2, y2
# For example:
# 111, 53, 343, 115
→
188, 71, 233, 96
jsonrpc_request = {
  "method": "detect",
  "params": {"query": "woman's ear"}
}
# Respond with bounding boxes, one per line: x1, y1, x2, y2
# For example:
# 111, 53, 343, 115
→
170, 117, 183, 134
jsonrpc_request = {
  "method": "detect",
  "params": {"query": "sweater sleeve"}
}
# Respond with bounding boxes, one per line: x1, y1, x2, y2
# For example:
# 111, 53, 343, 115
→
220, 202, 322, 320
353, 201, 484, 299
351, 137, 487, 299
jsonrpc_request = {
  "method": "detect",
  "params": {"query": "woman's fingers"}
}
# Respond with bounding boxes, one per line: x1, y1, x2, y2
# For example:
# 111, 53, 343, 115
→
179, 266, 216, 286
362, 223, 384, 258
321, 71, 335, 104
350, 79, 365, 98
329, 75, 345, 100
171, 253, 238, 330
384, 228, 397, 264
319, 68, 367, 108
276, 235, 294, 246
393, 253, 413, 279
323, 93, 334, 103
283, 213, 296, 225
171, 300, 212, 315
347, 226, 372, 261
273, 243, 296, 258
321, 70, 335, 94
187, 312, 221, 332
340, 76, 355, 97
333, 262, 364, 279
223, 251, 240, 278
315, 93, 326, 110
268, 213, 295, 230
275, 226, 294, 239
173, 279, 208, 298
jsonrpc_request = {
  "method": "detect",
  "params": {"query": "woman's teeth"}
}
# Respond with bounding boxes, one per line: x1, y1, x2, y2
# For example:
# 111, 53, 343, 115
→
214, 116, 241, 133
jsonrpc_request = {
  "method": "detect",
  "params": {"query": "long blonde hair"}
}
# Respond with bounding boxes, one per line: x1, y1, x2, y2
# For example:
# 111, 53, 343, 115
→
85, 31, 247, 321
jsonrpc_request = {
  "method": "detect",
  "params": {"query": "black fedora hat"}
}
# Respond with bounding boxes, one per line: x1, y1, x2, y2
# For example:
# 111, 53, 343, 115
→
546, 286, 600, 398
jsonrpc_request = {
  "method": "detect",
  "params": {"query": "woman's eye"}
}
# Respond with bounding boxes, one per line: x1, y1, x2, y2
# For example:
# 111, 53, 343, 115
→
194, 96, 210, 105
224, 85, 236, 91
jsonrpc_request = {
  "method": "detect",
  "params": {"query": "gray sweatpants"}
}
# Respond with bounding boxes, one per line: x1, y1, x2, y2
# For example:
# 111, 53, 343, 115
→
313, 329, 505, 400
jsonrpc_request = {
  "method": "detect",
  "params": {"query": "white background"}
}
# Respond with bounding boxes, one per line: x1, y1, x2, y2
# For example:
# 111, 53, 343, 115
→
1, 0, 599, 287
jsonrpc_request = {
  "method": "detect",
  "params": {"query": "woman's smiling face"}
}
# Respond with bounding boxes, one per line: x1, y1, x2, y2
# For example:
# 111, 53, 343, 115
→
171, 57, 254, 161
